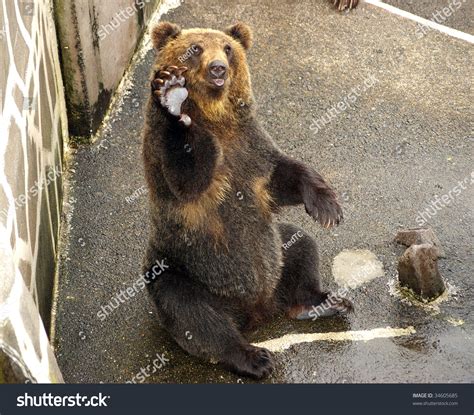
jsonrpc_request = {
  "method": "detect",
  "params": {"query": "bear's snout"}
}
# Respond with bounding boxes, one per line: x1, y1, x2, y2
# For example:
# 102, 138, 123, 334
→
208, 60, 228, 87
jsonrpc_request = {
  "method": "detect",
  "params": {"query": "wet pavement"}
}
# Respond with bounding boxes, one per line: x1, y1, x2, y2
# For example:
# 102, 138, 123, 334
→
53, 0, 474, 383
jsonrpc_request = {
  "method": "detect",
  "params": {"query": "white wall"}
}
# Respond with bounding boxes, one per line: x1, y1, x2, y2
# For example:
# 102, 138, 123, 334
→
0, 0, 66, 383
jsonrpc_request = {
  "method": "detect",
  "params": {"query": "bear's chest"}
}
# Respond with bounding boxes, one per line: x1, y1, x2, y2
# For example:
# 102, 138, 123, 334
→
217, 145, 273, 222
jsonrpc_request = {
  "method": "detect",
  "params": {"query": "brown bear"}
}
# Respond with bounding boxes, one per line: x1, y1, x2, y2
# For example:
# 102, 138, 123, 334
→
142, 21, 352, 379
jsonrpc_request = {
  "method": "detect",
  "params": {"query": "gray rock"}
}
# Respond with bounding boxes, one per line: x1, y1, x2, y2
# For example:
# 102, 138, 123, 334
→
398, 243, 446, 300
395, 227, 445, 257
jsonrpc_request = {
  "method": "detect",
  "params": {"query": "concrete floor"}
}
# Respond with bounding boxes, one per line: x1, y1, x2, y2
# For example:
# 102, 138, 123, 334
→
53, 0, 474, 383
385, 0, 474, 34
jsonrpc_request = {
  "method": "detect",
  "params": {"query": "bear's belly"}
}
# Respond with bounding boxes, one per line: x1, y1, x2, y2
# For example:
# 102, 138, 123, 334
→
151, 165, 283, 300
182, 212, 283, 300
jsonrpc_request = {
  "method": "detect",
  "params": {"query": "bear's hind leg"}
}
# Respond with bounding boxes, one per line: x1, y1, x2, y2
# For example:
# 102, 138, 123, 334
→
276, 223, 353, 320
147, 270, 274, 379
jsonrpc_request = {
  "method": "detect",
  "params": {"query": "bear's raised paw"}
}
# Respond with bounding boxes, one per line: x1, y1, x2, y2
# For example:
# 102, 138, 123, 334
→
303, 185, 343, 229
151, 65, 192, 126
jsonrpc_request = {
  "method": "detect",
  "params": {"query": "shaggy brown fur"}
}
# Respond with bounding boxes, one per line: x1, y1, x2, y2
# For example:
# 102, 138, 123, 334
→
142, 21, 351, 379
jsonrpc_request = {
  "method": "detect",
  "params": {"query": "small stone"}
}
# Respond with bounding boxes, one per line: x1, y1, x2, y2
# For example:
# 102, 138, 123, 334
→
395, 227, 445, 258
398, 243, 445, 300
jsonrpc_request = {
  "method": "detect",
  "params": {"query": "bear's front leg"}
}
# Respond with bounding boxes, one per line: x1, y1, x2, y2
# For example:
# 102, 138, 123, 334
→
269, 156, 343, 228
147, 66, 222, 202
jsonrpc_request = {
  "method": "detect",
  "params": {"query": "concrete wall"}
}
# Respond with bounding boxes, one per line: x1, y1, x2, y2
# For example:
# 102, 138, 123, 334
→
0, 0, 162, 383
54, 0, 160, 138
0, 0, 66, 382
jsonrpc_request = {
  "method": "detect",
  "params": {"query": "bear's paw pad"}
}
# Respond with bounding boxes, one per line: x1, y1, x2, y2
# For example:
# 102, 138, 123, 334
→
151, 66, 191, 126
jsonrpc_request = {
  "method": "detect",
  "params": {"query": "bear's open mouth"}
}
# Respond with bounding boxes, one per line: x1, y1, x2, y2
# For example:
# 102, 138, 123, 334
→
210, 78, 226, 88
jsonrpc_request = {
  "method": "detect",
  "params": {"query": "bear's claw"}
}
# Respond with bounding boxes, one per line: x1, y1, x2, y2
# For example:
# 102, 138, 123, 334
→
333, 0, 358, 11
151, 65, 191, 126
224, 345, 275, 379
304, 188, 343, 229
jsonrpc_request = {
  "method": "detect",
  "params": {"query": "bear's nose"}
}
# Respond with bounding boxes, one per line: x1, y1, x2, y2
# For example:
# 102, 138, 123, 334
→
208, 60, 227, 78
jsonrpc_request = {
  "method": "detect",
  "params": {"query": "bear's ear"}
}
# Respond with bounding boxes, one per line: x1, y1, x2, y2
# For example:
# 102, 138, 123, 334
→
225, 22, 253, 50
151, 22, 181, 51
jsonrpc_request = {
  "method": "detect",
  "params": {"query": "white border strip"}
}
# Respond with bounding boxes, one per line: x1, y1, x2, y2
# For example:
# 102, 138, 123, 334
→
363, 0, 474, 44
253, 326, 416, 353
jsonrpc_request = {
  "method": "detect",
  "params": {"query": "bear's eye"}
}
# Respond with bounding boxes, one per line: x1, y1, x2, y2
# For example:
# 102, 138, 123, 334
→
191, 44, 203, 55
224, 45, 232, 56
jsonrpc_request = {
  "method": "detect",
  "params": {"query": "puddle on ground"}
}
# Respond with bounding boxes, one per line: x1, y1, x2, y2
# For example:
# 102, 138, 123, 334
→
387, 277, 459, 315
332, 249, 384, 289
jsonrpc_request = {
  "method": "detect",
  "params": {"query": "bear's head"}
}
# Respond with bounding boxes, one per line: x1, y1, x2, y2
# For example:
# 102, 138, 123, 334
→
151, 22, 253, 121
